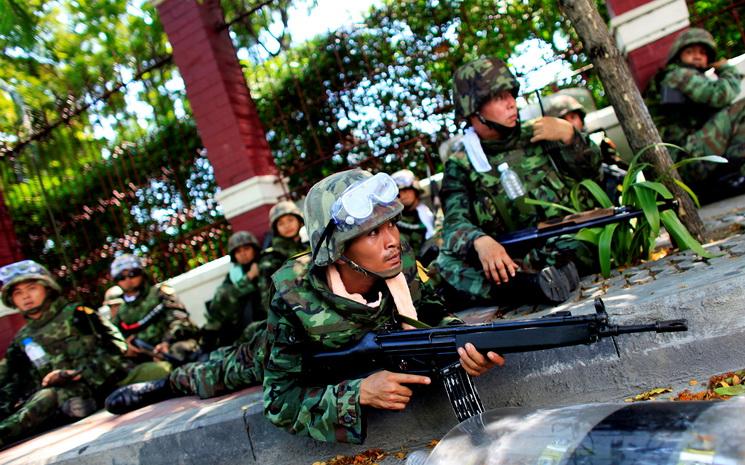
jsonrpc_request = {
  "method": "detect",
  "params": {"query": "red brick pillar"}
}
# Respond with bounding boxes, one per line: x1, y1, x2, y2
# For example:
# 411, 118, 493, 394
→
608, 0, 691, 90
0, 189, 24, 357
154, 0, 282, 237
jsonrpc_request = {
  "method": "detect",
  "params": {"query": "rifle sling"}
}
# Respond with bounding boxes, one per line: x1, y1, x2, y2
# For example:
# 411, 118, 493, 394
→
398, 314, 431, 329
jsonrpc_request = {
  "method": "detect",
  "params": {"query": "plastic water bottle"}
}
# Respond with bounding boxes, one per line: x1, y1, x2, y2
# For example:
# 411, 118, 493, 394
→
22, 337, 50, 369
498, 162, 525, 200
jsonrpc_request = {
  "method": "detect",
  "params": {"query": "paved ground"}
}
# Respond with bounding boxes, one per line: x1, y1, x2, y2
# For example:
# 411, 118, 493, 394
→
2, 195, 745, 465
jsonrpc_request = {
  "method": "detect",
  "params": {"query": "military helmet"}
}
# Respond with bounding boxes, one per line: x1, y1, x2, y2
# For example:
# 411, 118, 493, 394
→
305, 169, 403, 267
269, 201, 304, 230
227, 231, 260, 256
453, 57, 520, 120
391, 169, 422, 193
668, 28, 716, 64
0, 260, 61, 308
546, 94, 586, 119
110, 254, 143, 279
102, 285, 124, 307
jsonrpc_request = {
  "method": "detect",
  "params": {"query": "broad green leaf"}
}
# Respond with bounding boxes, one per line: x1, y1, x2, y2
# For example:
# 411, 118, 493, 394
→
571, 179, 612, 209
713, 384, 745, 396
631, 184, 660, 236
660, 210, 716, 258
671, 155, 728, 170
523, 198, 577, 214
598, 223, 619, 278
673, 178, 701, 208
633, 181, 673, 199
575, 227, 602, 245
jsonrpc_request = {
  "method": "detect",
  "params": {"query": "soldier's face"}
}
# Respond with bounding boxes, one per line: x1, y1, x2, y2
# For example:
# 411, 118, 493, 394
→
563, 112, 585, 131
11, 281, 48, 317
344, 220, 401, 274
276, 215, 302, 239
234, 245, 256, 265
398, 188, 418, 209
471, 92, 518, 139
117, 270, 144, 293
680, 44, 709, 69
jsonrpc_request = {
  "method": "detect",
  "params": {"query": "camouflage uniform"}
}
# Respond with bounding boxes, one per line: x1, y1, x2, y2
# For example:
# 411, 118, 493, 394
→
112, 280, 199, 359
258, 201, 308, 311
437, 58, 601, 300
0, 261, 127, 446
646, 28, 745, 186
263, 169, 460, 444
203, 231, 263, 351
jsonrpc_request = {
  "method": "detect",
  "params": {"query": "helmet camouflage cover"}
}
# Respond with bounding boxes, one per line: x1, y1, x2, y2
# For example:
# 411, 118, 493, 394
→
453, 57, 520, 120
110, 254, 143, 279
269, 200, 304, 229
546, 94, 586, 119
228, 231, 260, 255
667, 28, 716, 64
305, 169, 403, 267
0, 260, 61, 308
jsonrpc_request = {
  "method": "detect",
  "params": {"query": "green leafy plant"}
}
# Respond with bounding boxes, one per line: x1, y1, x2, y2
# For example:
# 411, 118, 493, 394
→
527, 146, 724, 277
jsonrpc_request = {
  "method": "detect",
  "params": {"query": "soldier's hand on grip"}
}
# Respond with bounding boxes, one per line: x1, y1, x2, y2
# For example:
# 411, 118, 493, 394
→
458, 342, 504, 376
360, 371, 431, 410
474, 236, 518, 285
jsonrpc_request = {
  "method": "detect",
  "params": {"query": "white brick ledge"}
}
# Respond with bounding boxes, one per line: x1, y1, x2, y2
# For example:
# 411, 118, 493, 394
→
610, 0, 690, 54
215, 175, 285, 220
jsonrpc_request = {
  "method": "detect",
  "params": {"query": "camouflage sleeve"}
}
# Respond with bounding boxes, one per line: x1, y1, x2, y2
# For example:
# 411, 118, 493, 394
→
440, 157, 486, 258
259, 253, 282, 311
73, 306, 127, 387
262, 297, 365, 444
555, 130, 603, 182
159, 286, 199, 344
663, 64, 742, 108
0, 345, 33, 417
204, 281, 234, 332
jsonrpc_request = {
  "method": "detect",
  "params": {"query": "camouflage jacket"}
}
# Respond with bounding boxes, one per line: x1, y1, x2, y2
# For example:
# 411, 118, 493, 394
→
0, 298, 127, 415
204, 263, 262, 349
112, 281, 198, 346
645, 63, 743, 147
258, 235, 308, 311
397, 207, 429, 255
440, 122, 601, 259
263, 247, 460, 444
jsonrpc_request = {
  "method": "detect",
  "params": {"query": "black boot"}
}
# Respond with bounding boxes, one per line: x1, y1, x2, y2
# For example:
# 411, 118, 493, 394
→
508, 266, 571, 304
557, 261, 579, 292
105, 378, 174, 415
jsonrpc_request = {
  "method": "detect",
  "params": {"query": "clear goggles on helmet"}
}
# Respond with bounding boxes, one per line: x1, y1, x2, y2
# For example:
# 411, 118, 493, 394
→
330, 172, 399, 229
0, 260, 45, 287
391, 170, 416, 190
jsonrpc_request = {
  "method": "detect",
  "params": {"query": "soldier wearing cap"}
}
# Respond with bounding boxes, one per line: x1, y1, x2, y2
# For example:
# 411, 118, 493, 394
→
201, 231, 263, 352
645, 27, 745, 201
390, 169, 438, 264
104, 170, 502, 444
109, 254, 199, 363
0, 260, 128, 447
98, 285, 124, 320
257, 201, 308, 310
436, 57, 602, 308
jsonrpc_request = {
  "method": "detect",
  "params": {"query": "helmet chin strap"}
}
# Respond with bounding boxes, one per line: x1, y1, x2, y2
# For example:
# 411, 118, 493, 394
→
475, 112, 521, 138
339, 255, 403, 280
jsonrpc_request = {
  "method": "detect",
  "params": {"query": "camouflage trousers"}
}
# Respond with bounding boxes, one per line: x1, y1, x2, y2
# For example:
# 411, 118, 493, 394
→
0, 384, 94, 447
169, 322, 265, 399
680, 99, 745, 184
435, 235, 595, 304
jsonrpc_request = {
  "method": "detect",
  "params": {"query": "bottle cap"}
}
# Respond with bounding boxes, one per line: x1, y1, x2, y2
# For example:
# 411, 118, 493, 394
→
22, 337, 32, 345
497, 162, 509, 172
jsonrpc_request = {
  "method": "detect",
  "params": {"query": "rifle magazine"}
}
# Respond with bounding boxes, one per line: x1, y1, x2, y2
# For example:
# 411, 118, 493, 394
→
440, 362, 484, 423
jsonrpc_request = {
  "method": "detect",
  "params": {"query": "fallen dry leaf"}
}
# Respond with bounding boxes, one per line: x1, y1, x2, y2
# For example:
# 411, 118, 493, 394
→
624, 387, 672, 402
689, 379, 698, 386
427, 439, 439, 448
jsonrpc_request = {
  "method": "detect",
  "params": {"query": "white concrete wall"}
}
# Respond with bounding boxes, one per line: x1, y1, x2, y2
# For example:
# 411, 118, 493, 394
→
165, 255, 231, 327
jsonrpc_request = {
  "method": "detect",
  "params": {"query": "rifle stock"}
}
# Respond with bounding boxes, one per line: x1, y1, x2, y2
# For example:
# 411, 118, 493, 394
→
305, 298, 686, 386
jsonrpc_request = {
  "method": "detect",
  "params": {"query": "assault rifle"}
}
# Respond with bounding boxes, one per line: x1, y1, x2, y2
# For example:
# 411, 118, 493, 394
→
131, 337, 184, 366
306, 298, 687, 422
496, 199, 678, 256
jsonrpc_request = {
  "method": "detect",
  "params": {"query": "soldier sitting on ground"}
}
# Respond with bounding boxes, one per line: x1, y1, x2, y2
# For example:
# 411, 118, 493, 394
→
546, 93, 627, 199
645, 27, 745, 202
0, 260, 128, 447
109, 254, 199, 363
257, 200, 308, 310
104, 170, 502, 444
201, 231, 263, 352
390, 169, 439, 265
434, 57, 602, 309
